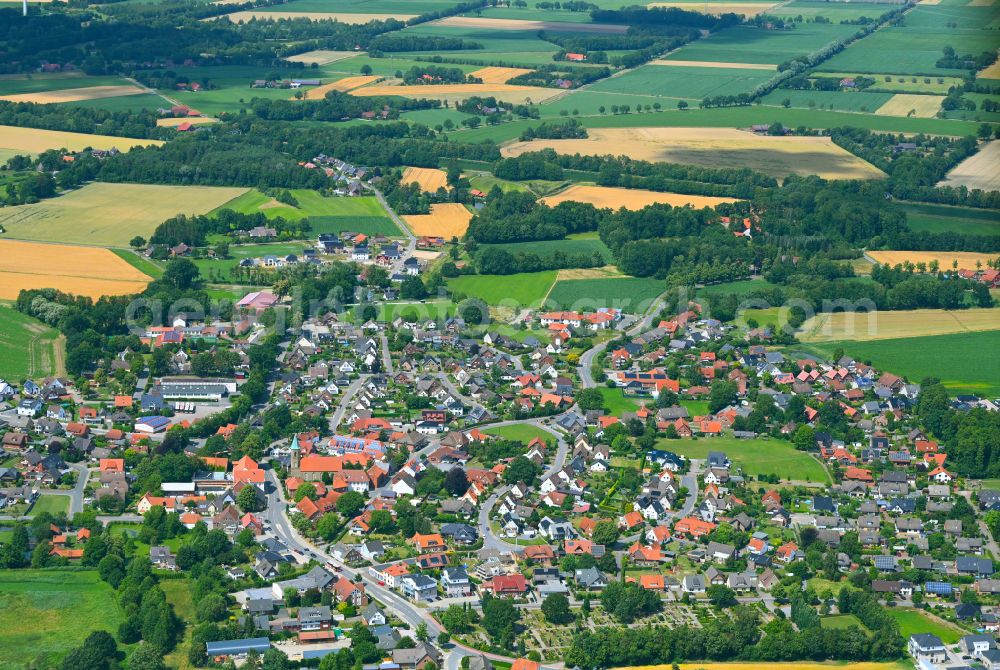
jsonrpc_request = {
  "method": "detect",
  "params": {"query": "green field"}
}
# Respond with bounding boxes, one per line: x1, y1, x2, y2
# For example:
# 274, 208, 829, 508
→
589, 64, 774, 101
451, 105, 987, 145
546, 277, 664, 312
662, 435, 832, 483
354, 300, 457, 322
819, 5, 1000, 76
254, 0, 459, 13
0, 569, 123, 669
59, 93, 166, 113
0, 305, 62, 381
466, 174, 535, 194
0, 74, 132, 96
806, 330, 1000, 397
772, 1, 896, 21
112, 249, 164, 279
484, 424, 554, 443
663, 23, 857, 66
0, 183, 248, 247
479, 238, 613, 264
193, 242, 309, 284
901, 202, 1000, 237
600, 386, 642, 415
215, 189, 400, 236
697, 278, 782, 297
760, 88, 893, 113
889, 608, 965, 645
814, 72, 965, 95
820, 614, 869, 632
29, 495, 70, 517
448, 271, 557, 306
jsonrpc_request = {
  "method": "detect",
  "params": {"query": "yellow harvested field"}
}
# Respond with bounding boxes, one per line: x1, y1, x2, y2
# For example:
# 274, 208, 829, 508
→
648, 1, 779, 15
504, 127, 885, 181
0, 85, 147, 104
403, 204, 473, 238
0, 125, 162, 154
541, 184, 739, 210
939, 140, 1000, 192
301, 76, 380, 99
917, 0, 941, 4
799, 307, 1000, 343
979, 58, 1000, 79
402, 167, 450, 192
156, 117, 218, 127
969, 0, 994, 6
283, 50, 359, 65
626, 664, 913, 670
352, 83, 563, 105
653, 59, 776, 70
432, 16, 628, 33
219, 11, 414, 22
470, 67, 534, 84
0, 240, 151, 300
875, 93, 944, 118
867, 250, 1000, 269
0, 183, 249, 247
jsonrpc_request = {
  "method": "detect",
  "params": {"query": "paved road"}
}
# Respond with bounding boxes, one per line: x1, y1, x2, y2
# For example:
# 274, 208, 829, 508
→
372, 187, 417, 277
577, 290, 671, 388
330, 375, 369, 432
380, 334, 394, 375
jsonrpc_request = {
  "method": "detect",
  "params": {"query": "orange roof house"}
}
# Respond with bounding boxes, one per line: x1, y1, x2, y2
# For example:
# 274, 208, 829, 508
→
114, 395, 134, 408
233, 455, 265, 484
640, 574, 666, 591
844, 466, 873, 482
99, 458, 124, 473
411, 533, 445, 551
512, 659, 540, 670
674, 516, 716, 537
297, 496, 320, 520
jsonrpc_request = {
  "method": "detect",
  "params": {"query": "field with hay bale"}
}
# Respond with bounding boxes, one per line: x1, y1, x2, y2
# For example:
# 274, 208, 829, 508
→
0, 239, 152, 300
0, 183, 248, 246
504, 127, 886, 180
540, 184, 739, 210
402, 203, 473, 237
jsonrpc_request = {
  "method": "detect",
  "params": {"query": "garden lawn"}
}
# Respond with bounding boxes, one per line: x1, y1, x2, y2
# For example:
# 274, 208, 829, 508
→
0, 569, 123, 670
546, 277, 664, 313
661, 436, 831, 483
448, 271, 556, 307
479, 238, 613, 264
484, 424, 554, 444
820, 614, 869, 632
804, 330, 1000, 397
193, 242, 309, 285
600, 386, 642, 415
0, 305, 62, 380
29, 495, 69, 516
889, 608, 964, 645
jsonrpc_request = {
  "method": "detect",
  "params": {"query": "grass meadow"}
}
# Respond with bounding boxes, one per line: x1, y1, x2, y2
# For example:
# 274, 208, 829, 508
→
448, 271, 557, 306
479, 238, 613, 264
901, 202, 1000, 236
546, 276, 665, 312
804, 330, 1000, 397
0, 569, 123, 670
589, 64, 774, 100
888, 608, 965, 645
0, 305, 62, 380
484, 424, 555, 443
661, 435, 831, 483
193, 242, 309, 284
214, 189, 400, 236
760, 89, 893, 113
663, 23, 857, 65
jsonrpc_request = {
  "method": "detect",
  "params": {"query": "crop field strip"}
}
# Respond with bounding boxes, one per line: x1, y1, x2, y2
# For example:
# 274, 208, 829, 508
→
0, 84, 147, 104
901, 202, 1000, 236
351, 82, 565, 104
430, 16, 630, 34
402, 166, 450, 192
0, 125, 162, 155
874, 93, 944, 118
504, 127, 887, 181
0, 239, 153, 300
0, 305, 63, 380
301, 75, 382, 99
218, 11, 417, 23
540, 185, 740, 210
866, 249, 1000, 269
938, 140, 1000, 192
0, 183, 249, 246
402, 203, 473, 237
798, 307, 1000, 343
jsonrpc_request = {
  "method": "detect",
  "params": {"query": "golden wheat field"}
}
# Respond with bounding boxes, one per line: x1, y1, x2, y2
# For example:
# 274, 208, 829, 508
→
352, 83, 563, 105
647, 1, 779, 14
979, 59, 1000, 79
0, 183, 249, 247
867, 250, 1000, 269
799, 307, 1000, 342
402, 167, 450, 192
219, 10, 414, 22
469, 67, 534, 84
403, 204, 473, 238
653, 59, 776, 70
875, 93, 944, 118
283, 50, 360, 65
504, 127, 885, 181
301, 76, 380, 99
156, 117, 219, 127
0, 125, 163, 155
938, 140, 1000, 192
0, 85, 146, 104
432, 16, 628, 33
541, 184, 739, 211
0, 240, 152, 300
